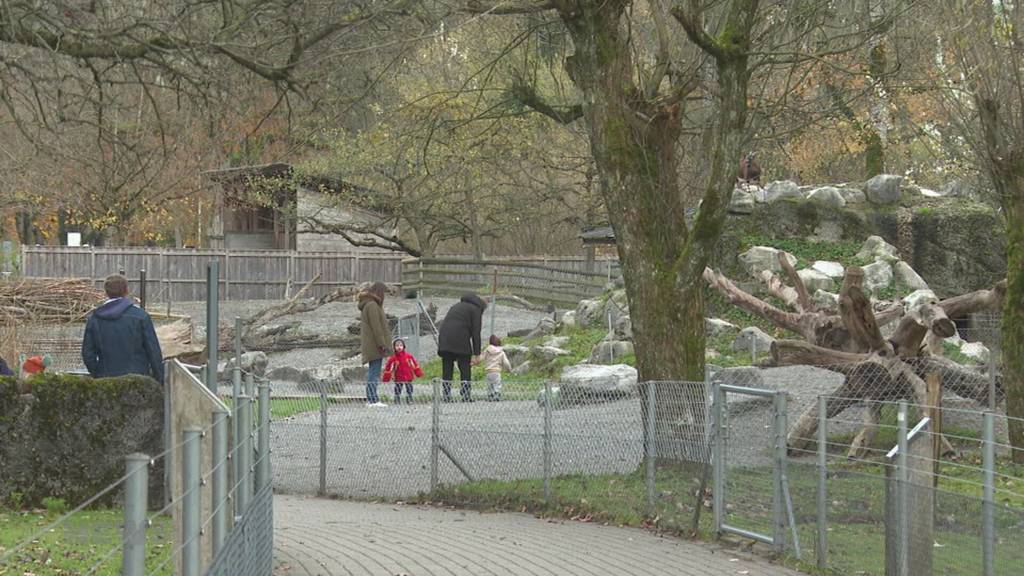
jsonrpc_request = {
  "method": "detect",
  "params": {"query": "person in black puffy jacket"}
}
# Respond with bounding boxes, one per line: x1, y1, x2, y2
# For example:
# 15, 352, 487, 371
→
436, 293, 487, 402
81, 274, 164, 384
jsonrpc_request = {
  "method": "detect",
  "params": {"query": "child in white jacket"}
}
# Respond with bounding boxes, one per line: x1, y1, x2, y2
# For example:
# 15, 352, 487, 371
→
477, 335, 513, 401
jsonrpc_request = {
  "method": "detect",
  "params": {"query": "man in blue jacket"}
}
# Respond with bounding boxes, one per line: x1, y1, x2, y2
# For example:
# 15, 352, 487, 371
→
82, 274, 164, 383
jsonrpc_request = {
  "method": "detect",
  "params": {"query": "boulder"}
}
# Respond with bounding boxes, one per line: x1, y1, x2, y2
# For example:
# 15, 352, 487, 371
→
705, 318, 739, 339
862, 260, 893, 294
559, 364, 638, 399
524, 317, 558, 342
797, 268, 836, 293
729, 189, 755, 214
864, 174, 903, 205
575, 298, 605, 328
856, 235, 900, 263
919, 188, 942, 198
589, 340, 635, 363
731, 327, 775, 355
507, 327, 532, 338
894, 261, 929, 290
960, 342, 990, 364
738, 246, 798, 277
939, 180, 967, 197
299, 365, 347, 394
530, 345, 571, 363
838, 187, 867, 204
902, 289, 938, 312
811, 260, 845, 278
536, 386, 562, 408
764, 180, 804, 203
814, 290, 839, 311
219, 351, 269, 379
544, 336, 570, 348
503, 344, 530, 368
806, 186, 847, 209
609, 289, 630, 312
512, 360, 533, 375
266, 365, 305, 382
614, 315, 633, 340
560, 310, 578, 329
708, 366, 765, 389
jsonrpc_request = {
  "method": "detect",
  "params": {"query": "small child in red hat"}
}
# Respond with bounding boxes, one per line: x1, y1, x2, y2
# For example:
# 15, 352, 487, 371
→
382, 338, 423, 405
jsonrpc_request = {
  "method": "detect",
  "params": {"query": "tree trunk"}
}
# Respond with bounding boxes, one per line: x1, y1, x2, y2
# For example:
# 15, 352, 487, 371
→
1004, 185, 1024, 462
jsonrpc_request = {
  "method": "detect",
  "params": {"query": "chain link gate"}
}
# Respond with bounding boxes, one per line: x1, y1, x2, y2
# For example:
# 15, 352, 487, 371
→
712, 383, 800, 557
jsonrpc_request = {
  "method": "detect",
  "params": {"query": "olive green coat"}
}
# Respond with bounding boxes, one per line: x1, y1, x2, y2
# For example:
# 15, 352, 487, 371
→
359, 291, 391, 363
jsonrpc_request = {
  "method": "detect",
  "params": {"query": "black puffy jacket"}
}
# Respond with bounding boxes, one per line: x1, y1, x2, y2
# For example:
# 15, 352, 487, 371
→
437, 293, 487, 357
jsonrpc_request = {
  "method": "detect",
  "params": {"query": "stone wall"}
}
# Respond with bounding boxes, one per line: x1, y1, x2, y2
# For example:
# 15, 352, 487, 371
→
715, 183, 1005, 297
0, 374, 164, 507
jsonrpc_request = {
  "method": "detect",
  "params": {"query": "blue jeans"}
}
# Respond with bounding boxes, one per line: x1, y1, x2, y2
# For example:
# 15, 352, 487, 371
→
366, 358, 382, 403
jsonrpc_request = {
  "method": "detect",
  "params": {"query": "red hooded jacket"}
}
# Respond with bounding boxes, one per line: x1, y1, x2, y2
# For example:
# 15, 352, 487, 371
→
383, 350, 424, 383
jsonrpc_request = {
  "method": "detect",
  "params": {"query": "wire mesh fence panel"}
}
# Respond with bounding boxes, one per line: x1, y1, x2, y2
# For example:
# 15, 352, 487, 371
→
994, 503, 1024, 573
719, 388, 777, 538
650, 381, 712, 532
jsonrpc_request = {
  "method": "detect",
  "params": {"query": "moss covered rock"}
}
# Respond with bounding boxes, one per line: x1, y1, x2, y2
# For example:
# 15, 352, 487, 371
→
0, 374, 163, 507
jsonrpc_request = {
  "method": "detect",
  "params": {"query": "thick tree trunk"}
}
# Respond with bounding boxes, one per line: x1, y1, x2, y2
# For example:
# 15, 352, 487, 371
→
1004, 189, 1024, 462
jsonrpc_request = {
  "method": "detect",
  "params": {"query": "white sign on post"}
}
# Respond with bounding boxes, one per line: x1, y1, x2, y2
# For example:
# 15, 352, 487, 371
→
67, 232, 82, 247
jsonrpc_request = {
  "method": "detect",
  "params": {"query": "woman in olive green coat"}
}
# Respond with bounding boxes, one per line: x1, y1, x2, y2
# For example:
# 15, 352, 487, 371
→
358, 282, 391, 406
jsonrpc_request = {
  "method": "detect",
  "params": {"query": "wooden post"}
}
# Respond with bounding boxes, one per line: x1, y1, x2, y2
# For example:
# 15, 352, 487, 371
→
926, 372, 942, 486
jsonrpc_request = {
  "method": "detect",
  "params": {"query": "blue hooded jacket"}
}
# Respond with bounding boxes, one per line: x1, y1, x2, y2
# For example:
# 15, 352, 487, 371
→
82, 297, 164, 383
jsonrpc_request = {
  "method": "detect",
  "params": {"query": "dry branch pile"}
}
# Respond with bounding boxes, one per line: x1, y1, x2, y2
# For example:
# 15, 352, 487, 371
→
0, 278, 104, 323
704, 253, 1006, 457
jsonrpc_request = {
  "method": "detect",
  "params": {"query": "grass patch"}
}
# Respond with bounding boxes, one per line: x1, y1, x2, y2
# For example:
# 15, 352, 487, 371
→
0, 506, 173, 575
739, 235, 866, 269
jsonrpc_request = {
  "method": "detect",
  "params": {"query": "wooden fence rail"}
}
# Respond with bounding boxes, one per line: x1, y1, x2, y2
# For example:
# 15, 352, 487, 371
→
401, 257, 615, 307
20, 246, 405, 301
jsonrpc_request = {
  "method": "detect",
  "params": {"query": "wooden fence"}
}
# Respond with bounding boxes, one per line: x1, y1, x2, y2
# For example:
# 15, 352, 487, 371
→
401, 257, 615, 307
20, 246, 404, 301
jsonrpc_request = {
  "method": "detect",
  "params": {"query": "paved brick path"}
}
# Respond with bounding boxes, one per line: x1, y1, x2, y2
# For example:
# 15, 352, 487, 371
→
273, 495, 804, 576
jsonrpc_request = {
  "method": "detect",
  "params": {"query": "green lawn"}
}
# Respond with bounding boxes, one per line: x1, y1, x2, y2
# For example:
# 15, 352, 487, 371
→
0, 506, 173, 575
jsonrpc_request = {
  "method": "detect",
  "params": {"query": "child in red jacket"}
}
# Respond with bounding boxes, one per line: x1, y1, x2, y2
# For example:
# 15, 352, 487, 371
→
382, 338, 424, 404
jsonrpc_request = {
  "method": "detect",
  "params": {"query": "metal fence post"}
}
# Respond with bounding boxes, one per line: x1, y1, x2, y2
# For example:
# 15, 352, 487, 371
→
238, 395, 253, 514
896, 401, 909, 576
122, 453, 149, 576
773, 391, 787, 553
205, 260, 219, 392
988, 354, 997, 412
543, 380, 553, 504
211, 409, 228, 556
139, 269, 147, 310
816, 396, 828, 570
983, 412, 995, 576
431, 379, 440, 492
645, 381, 657, 514
232, 365, 242, 500
319, 391, 328, 497
182, 428, 201, 576
712, 382, 724, 536
245, 370, 255, 399
257, 379, 271, 491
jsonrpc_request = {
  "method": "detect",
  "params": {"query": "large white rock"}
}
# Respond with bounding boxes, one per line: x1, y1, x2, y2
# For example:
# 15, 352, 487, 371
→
856, 235, 900, 263
559, 364, 638, 397
729, 189, 755, 214
544, 336, 570, 348
960, 342, 990, 364
503, 344, 530, 368
531, 345, 571, 363
797, 268, 836, 293
614, 315, 632, 340
839, 187, 867, 204
560, 310, 578, 329
894, 261, 929, 290
589, 340, 635, 363
575, 299, 605, 329
862, 261, 893, 293
806, 186, 847, 208
864, 174, 903, 204
814, 290, 839, 311
920, 188, 942, 198
706, 318, 740, 339
765, 180, 804, 203
739, 246, 798, 277
732, 326, 775, 355
902, 289, 938, 312
811, 260, 845, 278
